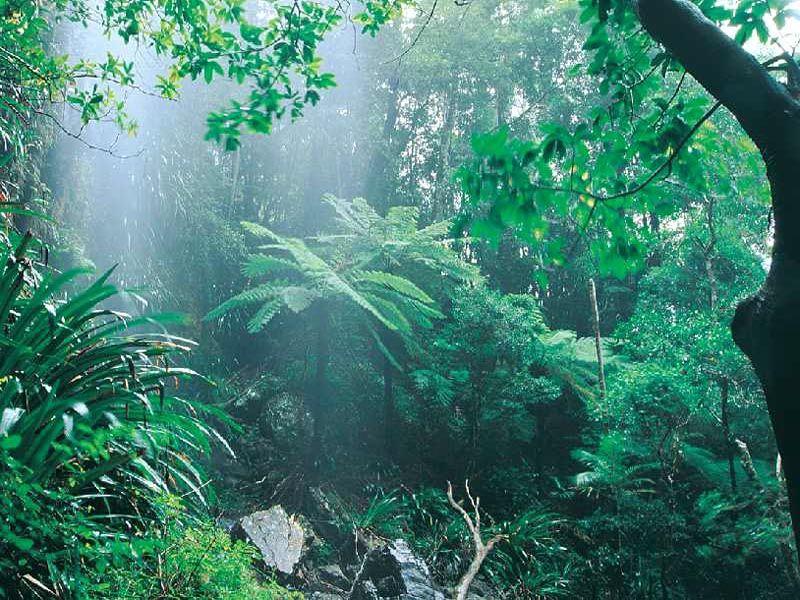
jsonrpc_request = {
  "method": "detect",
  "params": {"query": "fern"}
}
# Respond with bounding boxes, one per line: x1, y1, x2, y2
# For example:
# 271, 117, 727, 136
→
355, 270, 435, 304
210, 198, 477, 379
361, 291, 413, 334
323, 194, 378, 235
205, 283, 282, 321
242, 254, 299, 277
384, 205, 420, 235
280, 285, 318, 313
246, 298, 283, 333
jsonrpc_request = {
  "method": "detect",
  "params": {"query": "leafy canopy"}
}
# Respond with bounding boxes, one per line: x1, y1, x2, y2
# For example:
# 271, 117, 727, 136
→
454, 0, 778, 277
0, 0, 410, 165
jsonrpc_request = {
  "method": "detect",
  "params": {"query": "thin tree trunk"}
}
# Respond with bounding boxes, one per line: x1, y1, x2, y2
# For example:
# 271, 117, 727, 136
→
720, 377, 737, 493
447, 482, 504, 600
589, 279, 607, 400
364, 73, 400, 214
634, 0, 800, 559
432, 89, 457, 221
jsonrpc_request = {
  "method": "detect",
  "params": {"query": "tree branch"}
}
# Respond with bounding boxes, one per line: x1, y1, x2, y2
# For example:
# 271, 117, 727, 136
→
634, 0, 797, 151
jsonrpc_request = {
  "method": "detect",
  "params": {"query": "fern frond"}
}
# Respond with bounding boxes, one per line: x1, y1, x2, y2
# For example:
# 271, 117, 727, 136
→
246, 298, 284, 333
355, 270, 435, 304
361, 292, 412, 334
279, 285, 318, 313
242, 254, 299, 277
241, 221, 280, 240
366, 325, 403, 370
323, 194, 378, 234
204, 283, 281, 321
416, 218, 452, 239
318, 271, 398, 331
385, 205, 420, 235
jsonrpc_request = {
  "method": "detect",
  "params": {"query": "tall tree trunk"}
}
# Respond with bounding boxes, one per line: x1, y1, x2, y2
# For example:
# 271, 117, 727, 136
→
364, 73, 401, 214
635, 0, 800, 556
432, 88, 457, 221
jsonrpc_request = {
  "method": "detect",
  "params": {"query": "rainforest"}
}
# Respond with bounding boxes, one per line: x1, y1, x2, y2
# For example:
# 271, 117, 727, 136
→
2, 0, 800, 597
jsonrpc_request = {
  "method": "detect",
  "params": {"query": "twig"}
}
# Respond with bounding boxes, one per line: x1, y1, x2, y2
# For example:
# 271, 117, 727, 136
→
384, 0, 438, 64
33, 110, 144, 159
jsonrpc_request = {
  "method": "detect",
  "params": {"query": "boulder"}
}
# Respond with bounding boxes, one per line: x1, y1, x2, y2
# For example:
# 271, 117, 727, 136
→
465, 576, 494, 599
352, 539, 445, 600
233, 505, 305, 574
318, 564, 350, 589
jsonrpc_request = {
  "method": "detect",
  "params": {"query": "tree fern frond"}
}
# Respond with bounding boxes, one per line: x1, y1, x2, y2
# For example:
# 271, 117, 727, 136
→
279, 285, 318, 313
385, 205, 420, 235
323, 194, 378, 234
242, 254, 299, 277
416, 218, 452, 239
246, 298, 284, 333
355, 270, 435, 304
204, 283, 281, 321
318, 271, 398, 331
241, 221, 280, 239
361, 292, 412, 334
366, 325, 403, 370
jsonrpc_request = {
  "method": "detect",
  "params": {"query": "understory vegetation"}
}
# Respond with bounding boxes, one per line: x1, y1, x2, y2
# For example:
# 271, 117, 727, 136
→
2, 0, 800, 597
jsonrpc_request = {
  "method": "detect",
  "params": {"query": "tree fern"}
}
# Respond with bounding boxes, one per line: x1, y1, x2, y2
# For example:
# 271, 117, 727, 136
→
242, 254, 299, 277
208, 200, 464, 342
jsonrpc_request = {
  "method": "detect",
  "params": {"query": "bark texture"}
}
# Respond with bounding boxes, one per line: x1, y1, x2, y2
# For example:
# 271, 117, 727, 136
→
635, 0, 800, 553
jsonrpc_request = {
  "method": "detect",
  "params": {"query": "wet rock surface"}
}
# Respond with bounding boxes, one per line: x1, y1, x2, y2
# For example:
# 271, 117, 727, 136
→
351, 539, 446, 600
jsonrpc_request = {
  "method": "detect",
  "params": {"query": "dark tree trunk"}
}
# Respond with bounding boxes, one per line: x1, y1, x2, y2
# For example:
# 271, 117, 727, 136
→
306, 302, 330, 477
635, 0, 800, 556
383, 352, 395, 458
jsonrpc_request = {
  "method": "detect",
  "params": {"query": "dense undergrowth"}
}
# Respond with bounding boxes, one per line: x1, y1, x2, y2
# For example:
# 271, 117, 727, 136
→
0, 228, 294, 597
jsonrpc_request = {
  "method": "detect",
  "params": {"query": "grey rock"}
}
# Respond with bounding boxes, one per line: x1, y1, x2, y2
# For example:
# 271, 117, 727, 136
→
310, 594, 346, 600
319, 564, 350, 589
360, 581, 380, 600
353, 539, 445, 600
233, 505, 305, 574
466, 576, 494, 598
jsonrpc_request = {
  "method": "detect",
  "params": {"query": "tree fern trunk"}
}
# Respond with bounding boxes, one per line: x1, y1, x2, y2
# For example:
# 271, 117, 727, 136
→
306, 302, 330, 478
383, 352, 395, 459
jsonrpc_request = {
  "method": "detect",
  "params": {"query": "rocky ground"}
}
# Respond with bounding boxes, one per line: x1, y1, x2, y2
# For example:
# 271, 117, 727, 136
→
226, 497, 496, 599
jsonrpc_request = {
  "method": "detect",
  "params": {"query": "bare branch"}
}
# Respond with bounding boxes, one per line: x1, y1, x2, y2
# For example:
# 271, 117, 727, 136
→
446, 480, 507, 600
